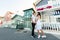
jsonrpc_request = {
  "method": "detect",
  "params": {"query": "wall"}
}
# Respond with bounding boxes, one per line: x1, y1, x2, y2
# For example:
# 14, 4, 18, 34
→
36, 0, 49, 7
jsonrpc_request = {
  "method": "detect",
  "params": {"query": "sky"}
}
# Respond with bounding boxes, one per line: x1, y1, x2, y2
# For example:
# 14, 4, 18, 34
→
0, 0, 37, 16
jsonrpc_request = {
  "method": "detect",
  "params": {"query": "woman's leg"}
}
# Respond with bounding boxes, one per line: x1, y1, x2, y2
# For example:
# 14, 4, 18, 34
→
40, 29, 46, 38
38, 30, 40, 35
40, 30, 44, 35
37, 30, 40, 38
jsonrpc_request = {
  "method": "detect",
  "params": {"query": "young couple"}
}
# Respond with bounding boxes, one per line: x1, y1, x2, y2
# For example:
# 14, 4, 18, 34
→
31, 10, 46, 38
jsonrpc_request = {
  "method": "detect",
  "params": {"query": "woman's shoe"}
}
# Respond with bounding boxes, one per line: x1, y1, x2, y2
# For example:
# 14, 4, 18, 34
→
38, 35, 40, 38
42, 35, 46, 38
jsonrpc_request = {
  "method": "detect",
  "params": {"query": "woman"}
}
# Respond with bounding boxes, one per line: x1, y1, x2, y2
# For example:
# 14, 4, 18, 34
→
35, 12, 46, 38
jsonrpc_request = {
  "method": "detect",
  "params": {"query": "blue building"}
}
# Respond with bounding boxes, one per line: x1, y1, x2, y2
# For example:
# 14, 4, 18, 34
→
23, 8, 34, 29
23, 8, 33, 19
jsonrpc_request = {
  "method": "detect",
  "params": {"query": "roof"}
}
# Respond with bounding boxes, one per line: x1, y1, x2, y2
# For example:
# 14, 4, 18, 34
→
36, 0, 49, 6
33, 0, 41, 6
11, 14, 23, 20
23, 8, 34, 12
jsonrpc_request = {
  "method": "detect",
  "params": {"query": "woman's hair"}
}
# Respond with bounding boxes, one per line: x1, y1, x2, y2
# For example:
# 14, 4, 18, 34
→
37, 12, 41, 18
37, 12, 41, 16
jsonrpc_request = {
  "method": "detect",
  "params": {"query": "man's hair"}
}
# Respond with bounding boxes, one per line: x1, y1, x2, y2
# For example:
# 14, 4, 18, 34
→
32, 9, 35, 13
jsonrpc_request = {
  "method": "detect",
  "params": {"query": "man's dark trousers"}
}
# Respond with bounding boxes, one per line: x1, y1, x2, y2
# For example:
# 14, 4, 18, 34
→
32, 23, 36, 36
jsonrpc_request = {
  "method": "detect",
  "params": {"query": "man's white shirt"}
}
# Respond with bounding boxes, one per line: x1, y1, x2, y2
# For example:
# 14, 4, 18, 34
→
31, 14, 36, 23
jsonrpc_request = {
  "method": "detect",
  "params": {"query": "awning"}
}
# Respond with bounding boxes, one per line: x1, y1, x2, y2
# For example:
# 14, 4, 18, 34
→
37, 4, 60, 12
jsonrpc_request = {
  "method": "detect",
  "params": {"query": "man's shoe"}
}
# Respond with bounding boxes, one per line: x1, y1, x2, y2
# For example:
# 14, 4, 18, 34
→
31, 36, 35, 38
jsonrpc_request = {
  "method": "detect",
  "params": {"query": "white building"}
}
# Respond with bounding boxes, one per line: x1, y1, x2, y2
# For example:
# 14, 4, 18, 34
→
34, 0, 60, 31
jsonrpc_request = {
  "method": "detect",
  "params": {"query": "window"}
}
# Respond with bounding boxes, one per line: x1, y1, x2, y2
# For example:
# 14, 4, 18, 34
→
56, 18, 60, 22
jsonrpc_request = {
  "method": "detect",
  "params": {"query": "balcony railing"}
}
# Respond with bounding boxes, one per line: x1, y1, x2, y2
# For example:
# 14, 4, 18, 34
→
42, 22, 60, 31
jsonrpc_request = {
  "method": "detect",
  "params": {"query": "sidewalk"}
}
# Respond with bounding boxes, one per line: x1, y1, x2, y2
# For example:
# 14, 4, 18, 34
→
24, 28, 60, 35
43, 30, 60, 35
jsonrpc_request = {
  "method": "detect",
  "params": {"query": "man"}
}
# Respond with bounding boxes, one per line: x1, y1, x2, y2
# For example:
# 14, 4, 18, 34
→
31, 10, 36, 38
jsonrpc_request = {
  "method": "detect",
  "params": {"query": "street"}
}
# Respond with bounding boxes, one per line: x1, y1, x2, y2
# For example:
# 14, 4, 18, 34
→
0, 28, 60, 40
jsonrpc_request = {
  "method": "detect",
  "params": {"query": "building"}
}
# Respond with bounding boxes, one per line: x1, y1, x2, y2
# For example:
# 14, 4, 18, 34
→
0, 16, 4, 25
23, 8, 34, 29
34, 0, 60, 31
4, 11, 13, 21
11, 14, 24, 29
23, 8, 33, 19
